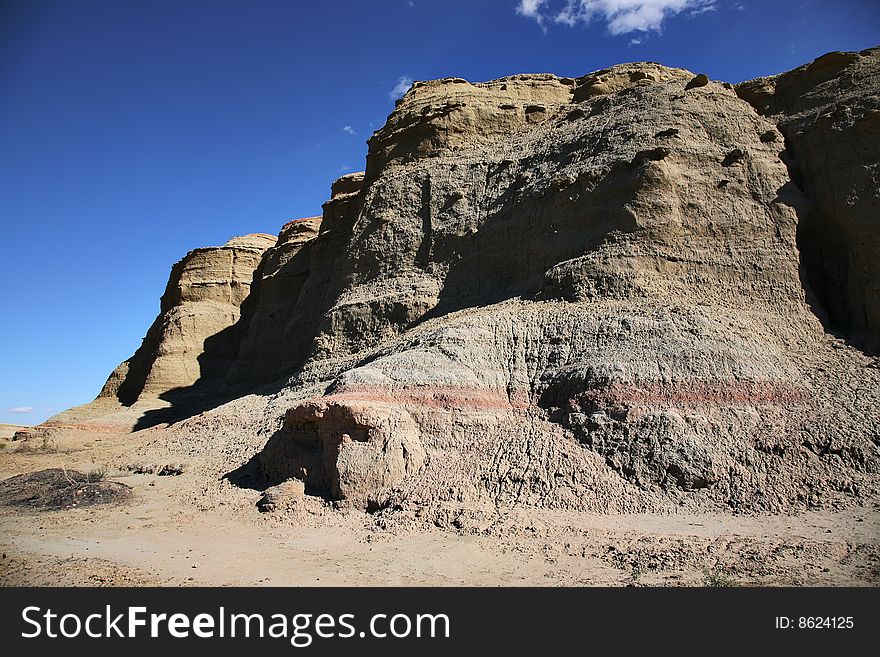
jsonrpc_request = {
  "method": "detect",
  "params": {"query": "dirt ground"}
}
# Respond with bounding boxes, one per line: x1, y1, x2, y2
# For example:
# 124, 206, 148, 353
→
1, 421, 878, 587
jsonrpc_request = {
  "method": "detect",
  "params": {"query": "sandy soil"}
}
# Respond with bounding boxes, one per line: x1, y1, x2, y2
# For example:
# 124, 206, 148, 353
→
1, 422, 878, 587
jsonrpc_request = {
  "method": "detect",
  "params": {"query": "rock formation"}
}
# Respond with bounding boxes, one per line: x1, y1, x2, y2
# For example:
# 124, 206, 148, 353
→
92, 50, 880, 515
228, 216, 323, 383
101, 233, 275, 404
736, 48, 880, 337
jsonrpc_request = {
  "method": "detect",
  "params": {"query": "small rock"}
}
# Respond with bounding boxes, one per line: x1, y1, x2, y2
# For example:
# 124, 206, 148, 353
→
686, 73, 710, 89
722, 148, 746, 167
257, 479, 306, 512
157, 464, 184, 476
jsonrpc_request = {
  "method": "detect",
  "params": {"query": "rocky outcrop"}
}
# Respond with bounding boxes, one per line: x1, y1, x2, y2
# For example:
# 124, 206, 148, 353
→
259, 399, 426, 509
736, 47, 880, 338
240, 59, 876, 513
88, 53, 880, 516
100, 233, 275, 404
227, 217, 323, 383
366, 65, 693, 176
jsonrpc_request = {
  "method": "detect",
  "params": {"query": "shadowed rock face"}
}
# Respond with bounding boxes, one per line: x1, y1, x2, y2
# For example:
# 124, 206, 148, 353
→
737, 47, 880, 337
99, 233, 275, 405
227, 216, 323, 383
92, 54, 880, 514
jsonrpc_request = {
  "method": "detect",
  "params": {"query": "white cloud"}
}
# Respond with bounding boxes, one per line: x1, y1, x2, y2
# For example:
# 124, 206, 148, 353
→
734, 2, 745, 10
516, 0, 549, 30
9, 406, 34, 414
629, 36, 643, 46
688, 2, 716, 15
342, 125, 356, 135
389, 76, 413, 101
516, 0, 548, 19
519, 0, 716, 35
408, 0, 415, 6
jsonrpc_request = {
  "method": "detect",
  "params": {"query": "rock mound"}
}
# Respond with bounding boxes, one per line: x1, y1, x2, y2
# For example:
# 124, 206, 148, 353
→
737, 47, 880, 337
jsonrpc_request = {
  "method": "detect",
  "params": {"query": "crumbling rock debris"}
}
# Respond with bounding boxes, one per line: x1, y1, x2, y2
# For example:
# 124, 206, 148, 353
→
257, 479, 305, 512
125, 463, 185, 476
0, 469, 131, 511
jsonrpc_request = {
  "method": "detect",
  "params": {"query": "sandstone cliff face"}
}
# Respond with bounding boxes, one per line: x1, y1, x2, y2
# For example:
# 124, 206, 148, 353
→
95, 53, 880, 515
365, 64, 693, 175
100, 233, 275, 404
250, 59, 878, 513
227, 217, 323, 383
737, 47, 880, 337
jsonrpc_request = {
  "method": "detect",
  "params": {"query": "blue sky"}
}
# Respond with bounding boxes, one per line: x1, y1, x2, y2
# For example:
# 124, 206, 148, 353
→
2, 0, 878, 425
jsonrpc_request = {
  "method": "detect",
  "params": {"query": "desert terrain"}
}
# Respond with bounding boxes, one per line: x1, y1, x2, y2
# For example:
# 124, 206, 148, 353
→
3, 49, 879, 586
1, 389, 878, 587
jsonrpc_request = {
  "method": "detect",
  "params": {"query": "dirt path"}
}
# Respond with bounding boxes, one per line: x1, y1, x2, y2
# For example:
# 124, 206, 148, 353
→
1, 425, 878, 587
2, 468, 878, 586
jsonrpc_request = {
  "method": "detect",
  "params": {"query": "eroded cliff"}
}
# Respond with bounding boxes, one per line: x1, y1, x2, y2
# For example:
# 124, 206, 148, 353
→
92, 52, 880, 515
737, 47, 880, 337
100, 233, 275, 404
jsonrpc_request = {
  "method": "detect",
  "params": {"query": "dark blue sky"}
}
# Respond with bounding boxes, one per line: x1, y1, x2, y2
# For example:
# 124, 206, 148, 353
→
2, 0, 878, 424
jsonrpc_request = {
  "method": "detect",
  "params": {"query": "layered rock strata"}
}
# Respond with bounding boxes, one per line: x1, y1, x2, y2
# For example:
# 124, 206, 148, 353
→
101, 233, 275, 404
737, 47, 880, 336
93, 53, 880, 515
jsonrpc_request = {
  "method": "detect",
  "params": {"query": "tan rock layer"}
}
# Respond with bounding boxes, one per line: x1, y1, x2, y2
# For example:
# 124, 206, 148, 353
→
100, 233, 275, 404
